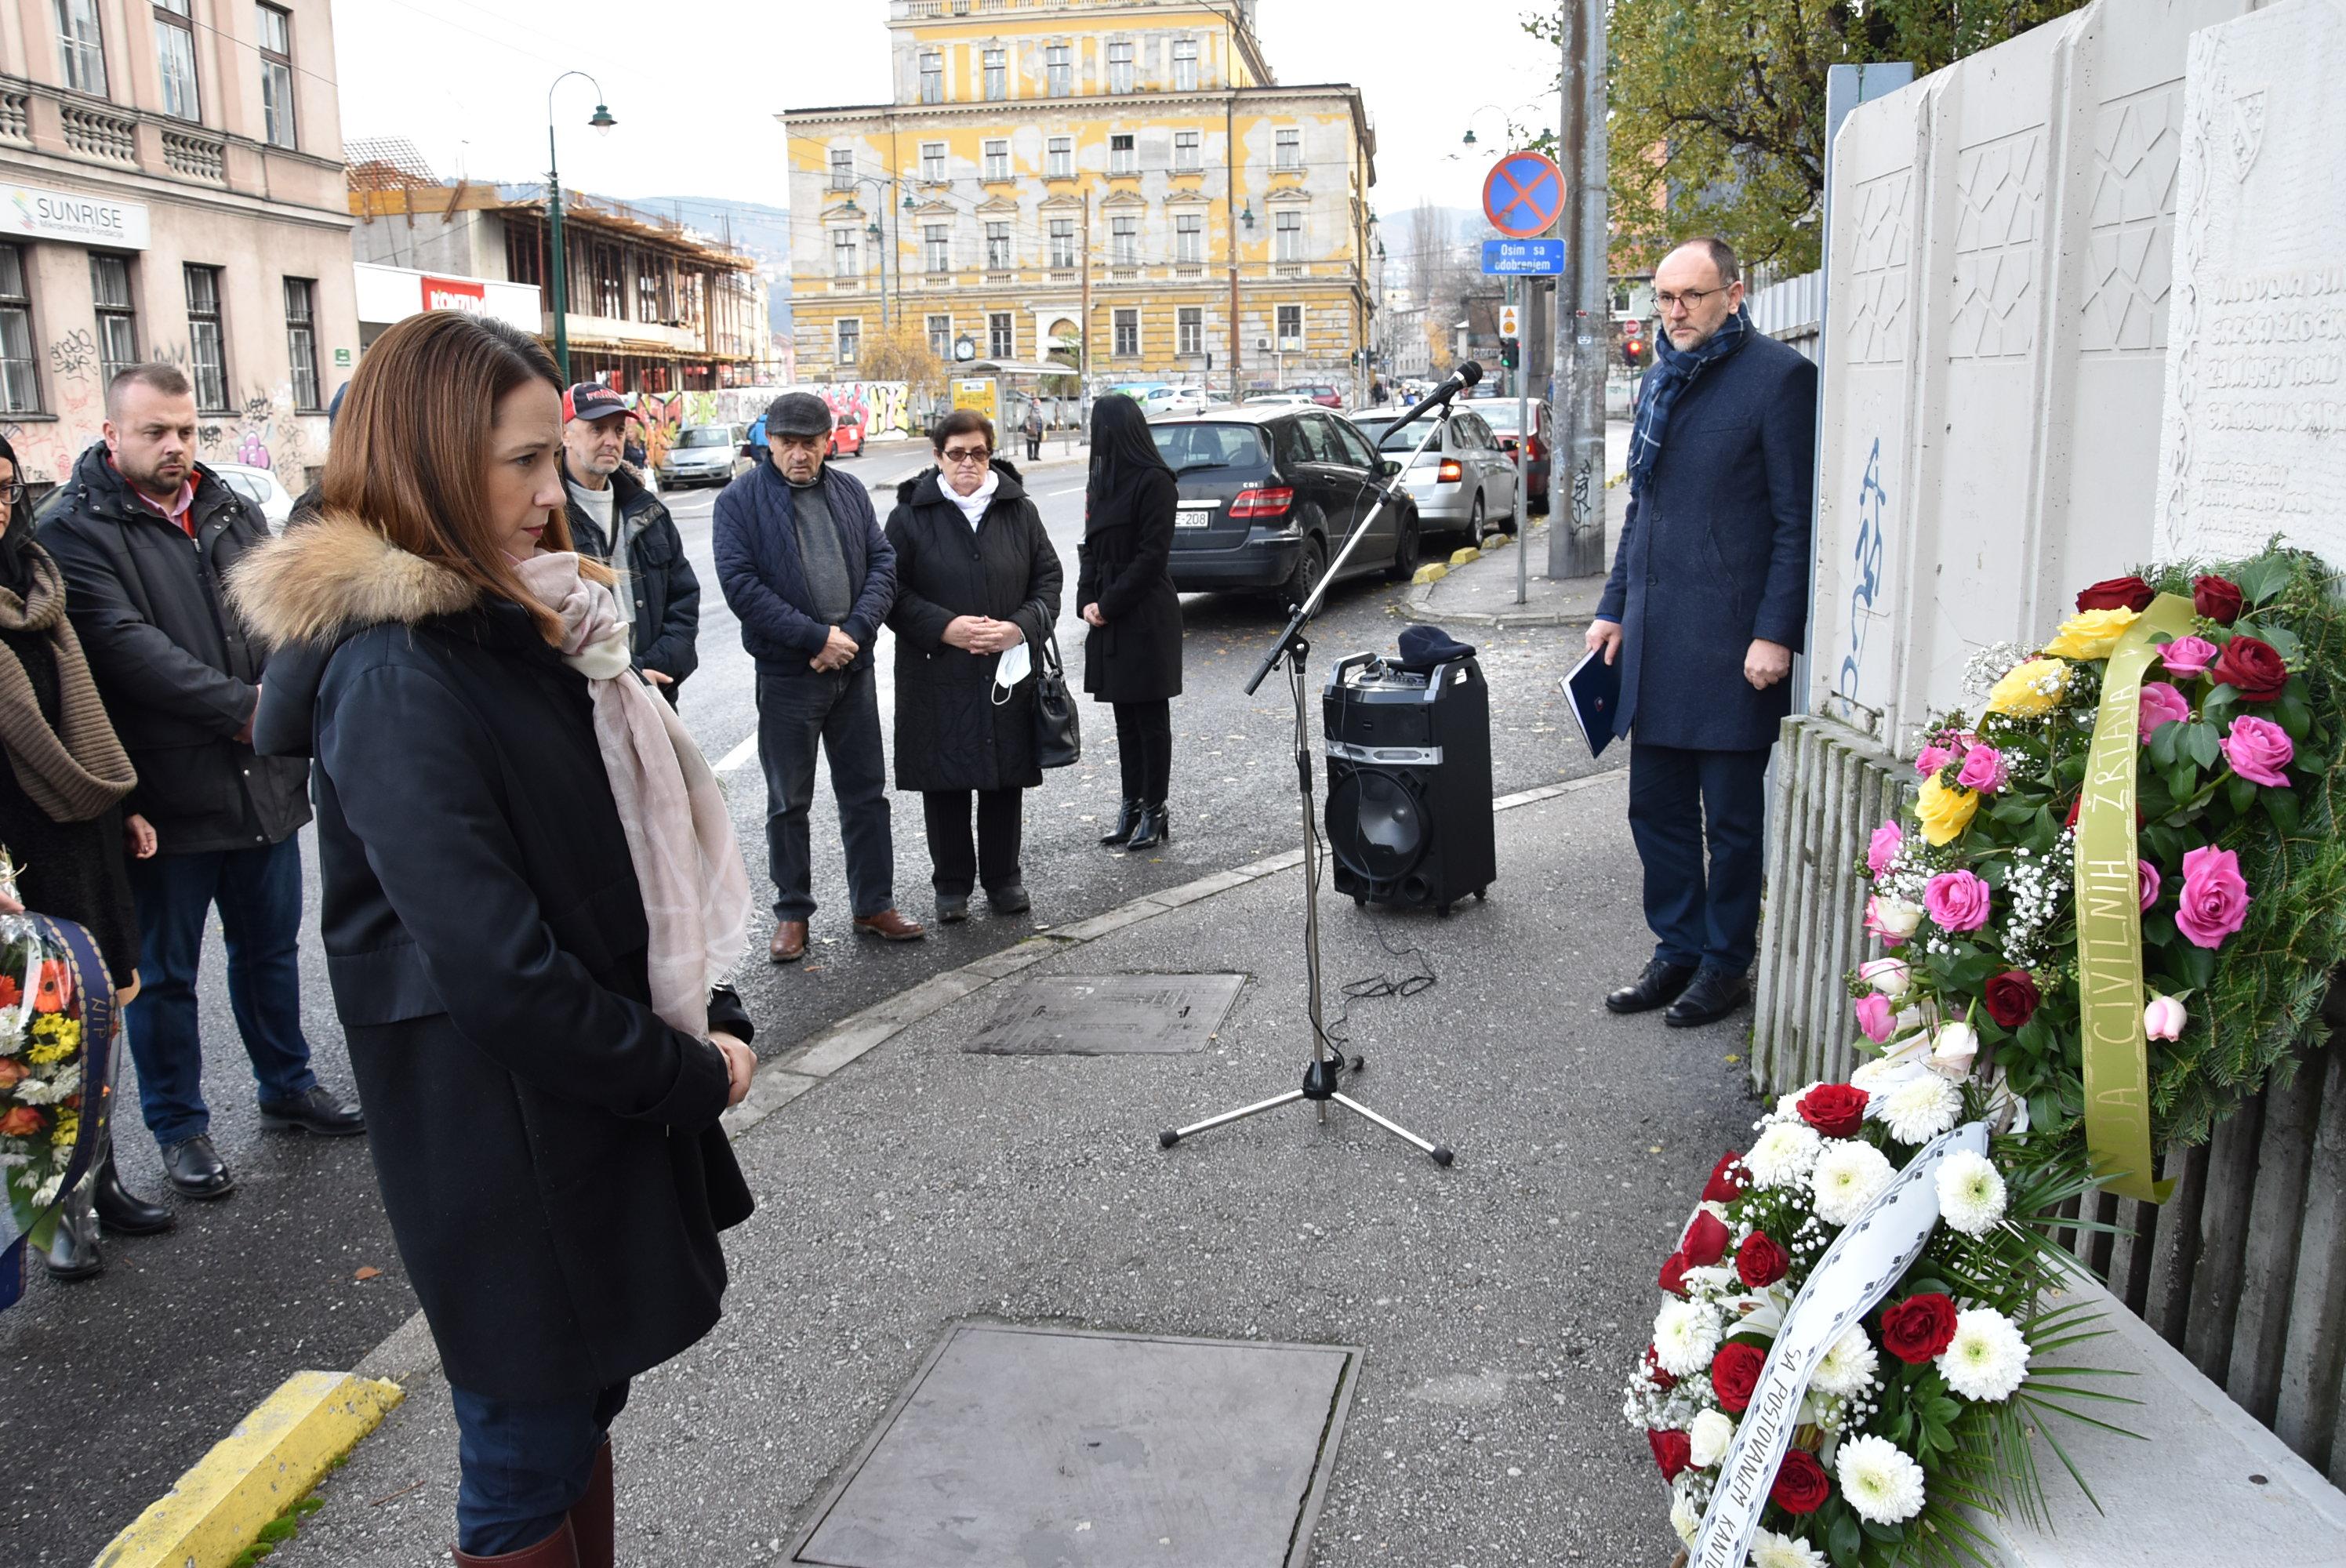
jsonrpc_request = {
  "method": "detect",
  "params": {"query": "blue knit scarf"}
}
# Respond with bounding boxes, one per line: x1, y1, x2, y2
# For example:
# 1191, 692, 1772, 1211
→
1627, 305, 1751, 488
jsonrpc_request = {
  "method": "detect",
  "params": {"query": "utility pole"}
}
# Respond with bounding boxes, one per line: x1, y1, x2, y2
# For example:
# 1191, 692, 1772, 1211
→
1080, 189, 1092, 421
1550, 0, 1607, 578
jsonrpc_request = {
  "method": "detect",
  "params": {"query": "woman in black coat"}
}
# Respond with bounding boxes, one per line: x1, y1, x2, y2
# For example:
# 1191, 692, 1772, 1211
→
1077, 393, 1182, 852
884, 410, 1062, 923
234, 314, 756, 1568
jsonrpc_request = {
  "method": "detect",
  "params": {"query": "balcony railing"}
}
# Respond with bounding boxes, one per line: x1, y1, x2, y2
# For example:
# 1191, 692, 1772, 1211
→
60, 103, 136, 163
162, 129, 226, 183
0, 93, 28, 144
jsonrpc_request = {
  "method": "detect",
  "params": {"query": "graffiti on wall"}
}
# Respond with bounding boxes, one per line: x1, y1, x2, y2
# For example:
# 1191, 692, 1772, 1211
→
809, 382, 910, 438
619, 383, 913, 468
1834, 437, 1890, 720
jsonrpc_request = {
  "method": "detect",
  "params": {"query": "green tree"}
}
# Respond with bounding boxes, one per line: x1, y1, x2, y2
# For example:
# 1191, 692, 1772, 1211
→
1528, 0, 2089, 274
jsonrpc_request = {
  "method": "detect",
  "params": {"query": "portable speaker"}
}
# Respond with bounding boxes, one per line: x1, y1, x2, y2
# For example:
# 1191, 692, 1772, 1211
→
1322, 653, 1496, 914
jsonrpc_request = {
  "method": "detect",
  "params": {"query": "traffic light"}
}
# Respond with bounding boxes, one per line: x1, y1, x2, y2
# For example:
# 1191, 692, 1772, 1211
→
1623, 337, 1647, 370
1500, 337, 1520, 370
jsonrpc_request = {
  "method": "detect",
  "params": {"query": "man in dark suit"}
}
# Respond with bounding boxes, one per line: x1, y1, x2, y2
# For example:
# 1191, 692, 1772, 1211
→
1588, 238, 1817, 1027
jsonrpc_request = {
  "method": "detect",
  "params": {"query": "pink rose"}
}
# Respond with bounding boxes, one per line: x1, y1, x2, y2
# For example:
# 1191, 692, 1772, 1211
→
2138, 859, 2160, 912
2159, 636, 2219, 678
2222, 714, 2294, 788
1955, 744, 2004, 793
1867, 820, 1903, 878
1914, 744, 1956, 779
1923, 869, 1992, 933
2138, 681, 2191, 738
2144, 993, 2187, 1041
1855, 993, 1894, 1043
2175, 845, 2251, 949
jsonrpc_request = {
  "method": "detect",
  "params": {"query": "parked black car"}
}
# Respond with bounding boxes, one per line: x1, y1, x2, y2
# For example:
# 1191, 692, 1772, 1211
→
1148, 408, 1421, 608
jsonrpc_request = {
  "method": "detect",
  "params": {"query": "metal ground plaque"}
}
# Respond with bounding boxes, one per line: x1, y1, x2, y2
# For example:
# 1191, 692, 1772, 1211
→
961, 973, 1245, 1055
792, 1323, 1360, 1568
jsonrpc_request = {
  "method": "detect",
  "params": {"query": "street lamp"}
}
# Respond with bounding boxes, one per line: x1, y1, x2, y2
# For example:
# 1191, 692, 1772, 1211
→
839, 175, 906, 328
546, 71, 616, 384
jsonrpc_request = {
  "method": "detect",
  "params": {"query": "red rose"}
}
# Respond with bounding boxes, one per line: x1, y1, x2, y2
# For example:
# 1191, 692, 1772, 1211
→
1641, 1345, 1678, 1392
1649, 1428, 1692, 1481
2076, 575, 2155, 613
1796, 1083, 1868, 1138
1771, 1448, 1832, 1515
1879, 1292, 1959, 1364
1736, 1231, 1789, 1288
1709, 1341, 1767, 1414
1658, 1250, 1690, 1296
1701, 1150, 1747, 1203
1984, 970, 2041, 1029
2193, 574, 2244, 626
1681, 1209, 1730, 1267
0, 1105, 46, 1138
2211, 635, 2288, 701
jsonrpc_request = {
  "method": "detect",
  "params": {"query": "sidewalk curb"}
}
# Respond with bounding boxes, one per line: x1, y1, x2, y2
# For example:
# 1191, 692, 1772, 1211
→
146, 770, 1629, 1559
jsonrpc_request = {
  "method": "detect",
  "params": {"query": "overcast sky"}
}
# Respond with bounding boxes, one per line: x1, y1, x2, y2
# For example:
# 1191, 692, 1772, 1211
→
331, 0, 1565, 222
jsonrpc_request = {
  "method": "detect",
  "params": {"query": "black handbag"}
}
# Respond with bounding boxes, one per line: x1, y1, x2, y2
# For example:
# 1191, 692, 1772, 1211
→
1032, 631, 1081, 768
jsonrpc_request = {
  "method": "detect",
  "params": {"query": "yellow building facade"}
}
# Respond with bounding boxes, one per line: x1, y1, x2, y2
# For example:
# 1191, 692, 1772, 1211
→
783, 0, 1375, 397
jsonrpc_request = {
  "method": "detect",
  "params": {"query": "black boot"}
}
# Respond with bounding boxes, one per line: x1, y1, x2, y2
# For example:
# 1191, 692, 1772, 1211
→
1125, 801, 1171, 852
1099, 800, 1142, 847
40, 1185, 101, 1282
1605, 959, 1698, 1015
93, 1149, 173, 1236
1665, 967, 1752, 1029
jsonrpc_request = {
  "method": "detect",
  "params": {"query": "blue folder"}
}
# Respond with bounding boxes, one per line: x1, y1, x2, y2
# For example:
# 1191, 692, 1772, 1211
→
1563, 646, 1622, 758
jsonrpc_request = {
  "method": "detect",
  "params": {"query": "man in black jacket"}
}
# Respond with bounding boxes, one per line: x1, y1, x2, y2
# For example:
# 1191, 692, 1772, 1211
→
560, 383, 698, 704
40, 364, 361, 1201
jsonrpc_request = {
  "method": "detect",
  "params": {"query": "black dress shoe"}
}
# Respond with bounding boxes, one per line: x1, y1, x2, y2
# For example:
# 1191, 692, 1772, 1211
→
1099, 800, 1142, 847
936, 891, 971, 924
1605, 960, 1698, 1014
161, 1134, 235, 1200
257, 1084, 366, 1138
93, 1149, 173, 1236
1666, 967, 1752, 1029
39, 1189, 101, 1281
986, 883, 1030, 915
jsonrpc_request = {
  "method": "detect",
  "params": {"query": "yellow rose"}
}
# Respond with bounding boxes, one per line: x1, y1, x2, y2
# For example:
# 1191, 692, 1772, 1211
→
2041, 608, 2138, 661
1985, 657, 2071, 718
1914, 775, 1981, 847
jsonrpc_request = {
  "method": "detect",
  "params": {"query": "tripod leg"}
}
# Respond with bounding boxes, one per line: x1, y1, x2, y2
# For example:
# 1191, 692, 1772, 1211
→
1160, 1088, 1309, 1148
1328, 1092, 1454, 1167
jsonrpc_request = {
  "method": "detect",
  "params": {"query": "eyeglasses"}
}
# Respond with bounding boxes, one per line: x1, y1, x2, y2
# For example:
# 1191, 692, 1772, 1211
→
1655, 285, 1733, 311
942, 447, 993, 465
0, 480, 25, 510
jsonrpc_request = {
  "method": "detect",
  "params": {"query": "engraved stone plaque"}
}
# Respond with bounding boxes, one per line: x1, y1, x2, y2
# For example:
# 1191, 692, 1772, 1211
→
961, 973, 1245, 1055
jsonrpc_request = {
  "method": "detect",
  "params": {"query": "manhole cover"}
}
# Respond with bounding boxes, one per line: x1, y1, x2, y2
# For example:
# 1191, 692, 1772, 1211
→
962, 973, 1245, 1055
792, 1324, 1360, 1568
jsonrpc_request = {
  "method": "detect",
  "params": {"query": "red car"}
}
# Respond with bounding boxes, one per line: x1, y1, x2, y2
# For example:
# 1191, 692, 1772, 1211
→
1285, 383, 1343, 408
828, 415, 866, 459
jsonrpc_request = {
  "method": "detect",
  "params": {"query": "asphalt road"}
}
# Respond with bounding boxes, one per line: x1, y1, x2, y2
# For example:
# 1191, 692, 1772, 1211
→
1, 430, 1618, 1566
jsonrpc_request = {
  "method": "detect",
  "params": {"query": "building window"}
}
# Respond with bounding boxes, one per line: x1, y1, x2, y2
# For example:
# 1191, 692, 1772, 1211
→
918, 51, 942, 104
989, 311, 1013, 359
1107, 41, 1134, 93
982, 46, 1006, 100
0, 247, 40, 414
1173, 38, 1199, 90
257, 4, 296, 148
591, 242, 623, 317
985, 222, 1011, 270
837, 317, 859, 365
924, 224, 950, 274
830, 227, 859, 278
153, 0, 200, 122
1110, 215, 1137, 266
1049, 218, 1076, 268
1175, 212, 1202, 262
53, 0, 106, 96
1113, 308, 1138, 357
183, 263, 227, 410
283, 276, 320, 410
1045, 43, 1070, 96
1277, 303, 1302, 350
830, 147, 854, 191
506, 220, 543, 286
1276, 209, 1303, 261
983, 139, 1009, 182
1276, 128, 1302, 170
928, 314, 951, 358
921, 141, 946, 183
91, 255, 138, 384
637, 262, 670, 324
1178, 305, 1202, 356
1175, 129, 1200, 172
1047, 136, 1073, 179
1109, 133, 1135, 176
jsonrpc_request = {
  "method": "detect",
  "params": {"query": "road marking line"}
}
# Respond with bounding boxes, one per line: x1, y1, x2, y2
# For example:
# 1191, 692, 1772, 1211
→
1046, 484, 1085, 497
717, 733, 760, 772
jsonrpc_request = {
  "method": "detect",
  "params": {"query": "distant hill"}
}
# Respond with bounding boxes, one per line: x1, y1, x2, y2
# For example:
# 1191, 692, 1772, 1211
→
630, 195, 791, 263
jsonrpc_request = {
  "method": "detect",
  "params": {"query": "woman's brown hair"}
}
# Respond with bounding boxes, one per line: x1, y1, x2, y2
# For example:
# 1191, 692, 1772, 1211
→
321, 312, 607, 645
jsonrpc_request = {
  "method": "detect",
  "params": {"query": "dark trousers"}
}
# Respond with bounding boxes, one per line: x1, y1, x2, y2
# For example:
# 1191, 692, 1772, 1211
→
450, 1380, 630, 1555
1626, 741, 1770, 975
756, 661, 894, 922
922, 789, 1025, 897
1112, 699, 1172, 801
1025, 432, 1043, 460
125, 837, 316, 1147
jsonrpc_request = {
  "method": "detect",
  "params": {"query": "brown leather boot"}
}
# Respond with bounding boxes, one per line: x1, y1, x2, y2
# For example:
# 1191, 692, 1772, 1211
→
769, 920, 808, 963
455, 1517, 581, 1567
852, 909, 927, 942
566, 1442, 612, 1568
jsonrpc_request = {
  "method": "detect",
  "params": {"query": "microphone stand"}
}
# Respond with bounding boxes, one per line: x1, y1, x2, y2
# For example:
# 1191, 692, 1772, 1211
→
1157, 371, 1480, 1167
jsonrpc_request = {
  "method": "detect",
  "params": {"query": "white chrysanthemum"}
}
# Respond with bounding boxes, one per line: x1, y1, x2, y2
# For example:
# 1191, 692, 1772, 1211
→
1878, 1072, 1963, 1144
1688, 1407, 1734, 1468
1652, 1299, 1723, 1377
1937, 1307, 2031, 1402
1669, 1487, 1700, 1547
1810, 1324, 1879, 1397
1836, 1434, 1927, 1524
1936, 1149, 2009, 1236
1744, 1121, 1824, 1188
1752, 1529, 1829, 1568
1810, 1140, 1894, 1225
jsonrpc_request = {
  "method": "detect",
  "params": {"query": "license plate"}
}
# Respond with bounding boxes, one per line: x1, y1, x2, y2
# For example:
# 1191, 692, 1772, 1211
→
1176, 508, 1217, 528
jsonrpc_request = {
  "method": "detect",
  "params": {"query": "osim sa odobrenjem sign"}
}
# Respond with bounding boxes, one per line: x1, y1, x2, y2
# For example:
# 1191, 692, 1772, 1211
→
0, 183, 149, 248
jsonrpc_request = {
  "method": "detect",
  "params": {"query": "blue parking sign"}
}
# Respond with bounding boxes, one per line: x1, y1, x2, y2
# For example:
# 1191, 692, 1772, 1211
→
1482, 239, 1566, 275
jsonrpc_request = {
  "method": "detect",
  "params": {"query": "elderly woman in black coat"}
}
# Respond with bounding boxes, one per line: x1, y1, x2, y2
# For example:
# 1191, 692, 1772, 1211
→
885, 409, 1062, 922
1077, 393, 1183, 852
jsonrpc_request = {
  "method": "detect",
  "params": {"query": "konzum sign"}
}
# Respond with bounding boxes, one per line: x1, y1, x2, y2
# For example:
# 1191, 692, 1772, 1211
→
421, 275, 488, 314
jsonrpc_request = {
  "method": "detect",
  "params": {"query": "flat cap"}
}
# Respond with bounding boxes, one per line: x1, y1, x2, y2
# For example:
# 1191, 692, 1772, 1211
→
764, 391, 835, 437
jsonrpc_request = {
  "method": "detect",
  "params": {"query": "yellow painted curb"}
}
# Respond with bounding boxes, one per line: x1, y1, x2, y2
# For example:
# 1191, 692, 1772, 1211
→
1410, 562, 1449, 585
1480, 532, 1513, 549
94, 1371, 405, 1568
1447, 546, 1482, 567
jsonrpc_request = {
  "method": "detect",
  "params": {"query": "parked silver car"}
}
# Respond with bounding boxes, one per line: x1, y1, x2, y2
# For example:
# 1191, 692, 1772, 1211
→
659, 423, 747, 488
1347, 407, 1519, 539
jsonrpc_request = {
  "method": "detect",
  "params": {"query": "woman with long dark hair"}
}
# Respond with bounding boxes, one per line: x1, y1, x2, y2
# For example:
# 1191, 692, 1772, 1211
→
0, 433, 167, 1282
1077, 393, 1182, 851
232, 312, 757, 1568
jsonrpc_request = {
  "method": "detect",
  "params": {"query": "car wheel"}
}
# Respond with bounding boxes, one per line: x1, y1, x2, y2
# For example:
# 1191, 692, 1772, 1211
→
1282, 533, 1328, 610
1468, 492, 1487, 541
1384, 508, 1421, 583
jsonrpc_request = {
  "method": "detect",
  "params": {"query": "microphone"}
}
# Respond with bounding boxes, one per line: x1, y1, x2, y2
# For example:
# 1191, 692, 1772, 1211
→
1387, 361, 1484, 432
